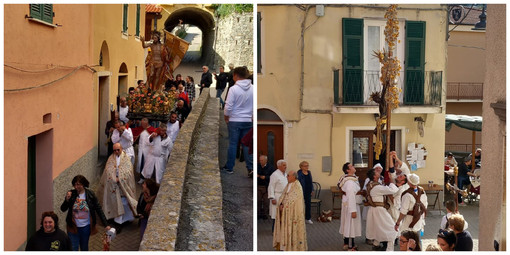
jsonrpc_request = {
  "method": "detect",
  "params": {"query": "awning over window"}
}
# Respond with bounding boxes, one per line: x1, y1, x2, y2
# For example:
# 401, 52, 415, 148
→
445, 114, 482, 132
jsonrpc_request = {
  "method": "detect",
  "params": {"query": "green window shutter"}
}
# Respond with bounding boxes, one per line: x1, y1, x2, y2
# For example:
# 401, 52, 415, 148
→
404, 21, 426, 105
42, 4, 53, 23
123, 4, 128, 33
30, 4, 42, 20
257, 12, 261, 73
136, 4, 140, 36
342, 18, 364, 105
30, 4, 53, 23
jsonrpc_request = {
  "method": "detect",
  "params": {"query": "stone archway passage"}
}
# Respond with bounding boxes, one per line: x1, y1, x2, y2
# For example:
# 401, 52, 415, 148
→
164, 7, 215, 65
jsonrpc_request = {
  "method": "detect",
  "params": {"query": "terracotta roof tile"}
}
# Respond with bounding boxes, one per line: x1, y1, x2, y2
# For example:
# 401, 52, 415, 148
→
146, 4, 162, 13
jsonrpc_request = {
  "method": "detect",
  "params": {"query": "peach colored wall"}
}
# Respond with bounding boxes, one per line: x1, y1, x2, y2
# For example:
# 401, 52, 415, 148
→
447, 28, 486, 83
4, 4, 93, 250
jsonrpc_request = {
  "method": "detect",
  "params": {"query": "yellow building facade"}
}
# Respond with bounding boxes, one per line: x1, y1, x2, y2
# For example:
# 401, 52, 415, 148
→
258, 4, 448, 188
4, 4, 146, 250
92, 4, 146, 156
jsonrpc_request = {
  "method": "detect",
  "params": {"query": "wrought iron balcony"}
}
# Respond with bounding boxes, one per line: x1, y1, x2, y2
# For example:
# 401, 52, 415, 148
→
446, 82, 483, 101
334, 70, 443, 106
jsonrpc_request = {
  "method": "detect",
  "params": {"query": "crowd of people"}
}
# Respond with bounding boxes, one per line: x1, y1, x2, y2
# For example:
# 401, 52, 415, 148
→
260, 150, 475, 251
25, 62, 255, 251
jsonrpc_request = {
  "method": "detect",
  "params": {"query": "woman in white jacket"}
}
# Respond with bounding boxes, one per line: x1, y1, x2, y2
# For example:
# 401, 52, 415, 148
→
338, 162, 362, 251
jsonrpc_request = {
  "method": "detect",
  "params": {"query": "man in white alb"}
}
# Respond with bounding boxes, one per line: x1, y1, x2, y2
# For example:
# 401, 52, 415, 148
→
267, 159, 288, 233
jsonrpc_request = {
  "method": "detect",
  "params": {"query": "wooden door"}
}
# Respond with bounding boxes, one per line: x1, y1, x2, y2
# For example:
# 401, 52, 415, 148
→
27, 136, 36, 239
352, 131, 373, 186
258, 125, 283, 168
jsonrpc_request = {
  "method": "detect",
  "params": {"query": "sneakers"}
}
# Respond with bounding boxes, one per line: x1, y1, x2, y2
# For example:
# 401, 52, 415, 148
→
306, 219, 313, 224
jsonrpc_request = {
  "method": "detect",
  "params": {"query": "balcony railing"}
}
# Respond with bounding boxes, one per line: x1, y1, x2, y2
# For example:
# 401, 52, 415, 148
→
445, 144, 482, 153
335, 70, 443, 106
446, 82, 484, 101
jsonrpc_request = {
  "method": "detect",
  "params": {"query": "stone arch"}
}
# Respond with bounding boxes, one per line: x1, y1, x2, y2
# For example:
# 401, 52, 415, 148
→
164, 7, 215, 64
99, 41, 110, 69
118, 62, 128, 73
118, 62, 128, 97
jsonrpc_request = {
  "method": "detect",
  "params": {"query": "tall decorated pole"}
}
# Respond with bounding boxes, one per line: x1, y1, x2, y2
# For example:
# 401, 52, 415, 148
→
371, 4, 402, 175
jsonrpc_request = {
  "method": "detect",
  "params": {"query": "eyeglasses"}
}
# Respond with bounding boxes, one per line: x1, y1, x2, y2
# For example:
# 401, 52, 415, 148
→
399, 239, 409, 244
113, 149, 121, 152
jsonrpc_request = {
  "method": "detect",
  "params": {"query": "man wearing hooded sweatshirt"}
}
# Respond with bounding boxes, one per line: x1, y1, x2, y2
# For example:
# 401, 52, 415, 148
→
222, 66, 253, 175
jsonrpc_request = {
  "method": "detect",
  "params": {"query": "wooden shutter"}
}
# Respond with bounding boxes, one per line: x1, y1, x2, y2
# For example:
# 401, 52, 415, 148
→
404, 21, 426, 105
30, 4, 53, 24
257, 12, 261, 73
123, 4, 128, 33
42, 4, 53, 23
342, 18, 363, 104
136, 4, 140, 36
30, 4, 42, 20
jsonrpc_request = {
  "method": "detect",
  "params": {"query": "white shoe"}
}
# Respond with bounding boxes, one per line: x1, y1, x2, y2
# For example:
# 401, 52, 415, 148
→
138, 179, 145, 184
306, 220, 313, 224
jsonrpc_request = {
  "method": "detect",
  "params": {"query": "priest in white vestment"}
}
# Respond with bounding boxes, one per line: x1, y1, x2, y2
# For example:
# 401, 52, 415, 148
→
273, 170, 307, 251
99, 143, 138, 225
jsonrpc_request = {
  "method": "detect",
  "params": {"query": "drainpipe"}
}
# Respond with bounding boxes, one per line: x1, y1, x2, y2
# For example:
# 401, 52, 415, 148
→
298, 5, 334, 175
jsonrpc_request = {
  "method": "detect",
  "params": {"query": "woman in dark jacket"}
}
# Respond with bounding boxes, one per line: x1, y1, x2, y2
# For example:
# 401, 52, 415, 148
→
137, 179, 160, 239
60, 175, 110, 251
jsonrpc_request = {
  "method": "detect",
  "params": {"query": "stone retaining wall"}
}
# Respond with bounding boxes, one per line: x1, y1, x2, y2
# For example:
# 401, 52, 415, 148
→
213, 12, 254, 70
140, 88, 223, 251
53, 147, 100, 229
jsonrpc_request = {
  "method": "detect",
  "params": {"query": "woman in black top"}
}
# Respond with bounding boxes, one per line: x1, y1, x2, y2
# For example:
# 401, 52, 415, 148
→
26, 211, 72, 251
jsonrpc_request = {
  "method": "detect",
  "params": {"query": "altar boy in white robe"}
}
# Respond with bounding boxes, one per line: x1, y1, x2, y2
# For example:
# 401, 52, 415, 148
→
338, 162, 363, 251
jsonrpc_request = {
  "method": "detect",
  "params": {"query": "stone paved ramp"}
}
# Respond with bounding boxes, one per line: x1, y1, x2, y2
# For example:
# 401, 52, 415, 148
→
175, 97, 225, 251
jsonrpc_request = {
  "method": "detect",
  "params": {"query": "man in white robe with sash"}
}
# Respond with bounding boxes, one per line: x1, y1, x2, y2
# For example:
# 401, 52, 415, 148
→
338, 162, 362, 251
273, 170, 307, 251
100, 143, 138, 230
365, 167, 399, 251
268, 159, 288, 233
395, 174, 427, 234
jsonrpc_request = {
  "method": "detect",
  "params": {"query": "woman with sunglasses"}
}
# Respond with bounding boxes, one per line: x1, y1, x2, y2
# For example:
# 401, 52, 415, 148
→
437, 228, 456, 251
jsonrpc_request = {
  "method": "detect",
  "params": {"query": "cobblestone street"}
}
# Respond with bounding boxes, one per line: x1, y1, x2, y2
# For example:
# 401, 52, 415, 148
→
258, 196, 479, 251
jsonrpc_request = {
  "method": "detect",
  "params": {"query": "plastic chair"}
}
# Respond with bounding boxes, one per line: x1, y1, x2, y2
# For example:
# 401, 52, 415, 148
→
311, 182, 322, 216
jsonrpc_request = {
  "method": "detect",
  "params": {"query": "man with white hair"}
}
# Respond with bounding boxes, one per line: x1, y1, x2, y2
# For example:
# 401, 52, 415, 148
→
268, 159, 288, 233
395, 173, 428, 234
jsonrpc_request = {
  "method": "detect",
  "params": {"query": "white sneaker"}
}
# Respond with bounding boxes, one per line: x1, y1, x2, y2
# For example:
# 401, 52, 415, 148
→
306, 220, 313, 224
138, 179, 145, 184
